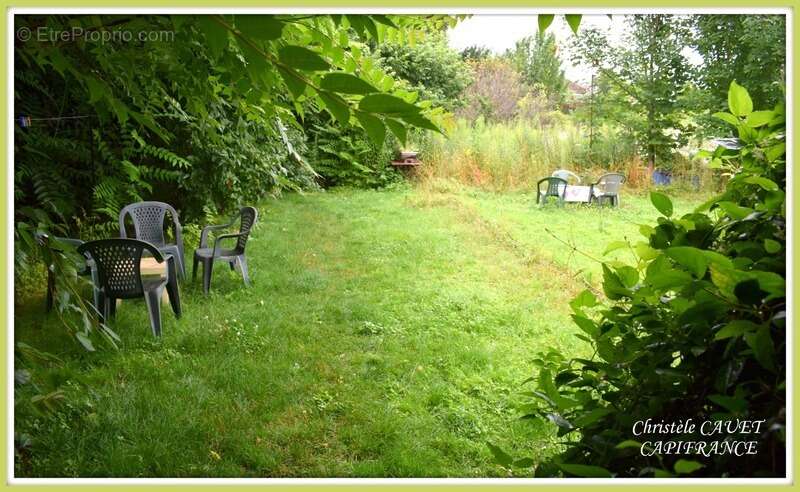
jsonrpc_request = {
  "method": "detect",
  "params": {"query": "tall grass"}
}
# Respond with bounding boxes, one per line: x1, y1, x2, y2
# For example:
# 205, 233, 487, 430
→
416, 118, 717, 192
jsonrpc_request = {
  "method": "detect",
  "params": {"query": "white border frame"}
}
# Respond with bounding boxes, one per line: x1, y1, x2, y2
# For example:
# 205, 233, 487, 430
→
7, 6, 794, 486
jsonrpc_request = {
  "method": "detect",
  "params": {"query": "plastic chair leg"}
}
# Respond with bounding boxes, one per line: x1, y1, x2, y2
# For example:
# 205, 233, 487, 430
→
192, 257, 199, 282
90, 268, 101, 314
101, 295, 113, 322
166, 258, 181, 319
173, 254, 185, 281
144, 289, 162, 337
176, 253, 186, 280
239, 256, 251, 287
107, 296, 117, 320
202, 259, 214, 295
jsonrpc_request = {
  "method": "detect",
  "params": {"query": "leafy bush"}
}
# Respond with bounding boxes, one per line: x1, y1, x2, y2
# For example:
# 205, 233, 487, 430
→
510, 82, 785, 477
376, 33, 473, 112
305, 119, 401, 189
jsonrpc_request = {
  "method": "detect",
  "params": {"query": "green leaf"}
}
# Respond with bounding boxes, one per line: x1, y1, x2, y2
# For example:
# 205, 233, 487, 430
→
197, 16, 228, 59
765, 142, 786, 162
486, 442, 513, 467
571, 314, 599, 339
564, 14, 582, 34
639, 224, 654, 238
674, 459, 704, 475
615, 440, 642, 449
745, 110, 774, 128
359, 93, 419, 115
559, 463, 612, 478
743, 176, 779, 191
603, 240, 628, 256
355, 112, 386, 147
569, 289, 597, 312
665, 246, 708, 278
399, 112, 441, 133
235, 15, 284, 41
764, 238, 781, 254
602, 264, 629, 300
709, 264, 751, 300
650, 191, 673, 217
714, 320, 760, 340
744, 325, 775, 372
75, 332, 95, 351
278, 46, 330, 71
370, 14, 398, 29
385, 118, 408, 145
728, 80, 753, 117
319, 92, 350, 127
708, 394, 748, 413
752, 271, 784, 299
646, 260, 693, 290
571, 407, 613, 427
513, 457, 535, 468
277, 67, 307, 99
86, 77, 106, 103
538, 14, 554, 31
717, 201, 752, 220
346, 15, 378, 41
615, 265, 638, 288
538, 368, 578, 409
319, 73, 378, 95
712, 111, 739, 127
635, 242, 659, 261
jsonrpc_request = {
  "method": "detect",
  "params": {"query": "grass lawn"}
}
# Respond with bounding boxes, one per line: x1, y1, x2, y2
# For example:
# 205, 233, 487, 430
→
14, 186, 706, 477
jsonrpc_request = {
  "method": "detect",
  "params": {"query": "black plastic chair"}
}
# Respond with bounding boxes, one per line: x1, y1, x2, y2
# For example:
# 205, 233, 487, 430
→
590, 173, 626, 207
193, 206, 258, 295
35, 233, 99, 313
536, 177, 568, 206
119, 201, 186, 279
77, 239, 181, 337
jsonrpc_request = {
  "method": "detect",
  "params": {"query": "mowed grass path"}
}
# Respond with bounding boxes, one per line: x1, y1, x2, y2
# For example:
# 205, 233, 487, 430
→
14, 187, 701, 477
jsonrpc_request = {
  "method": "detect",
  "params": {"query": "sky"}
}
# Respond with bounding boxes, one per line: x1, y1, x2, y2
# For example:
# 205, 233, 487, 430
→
447, 15, 701, 85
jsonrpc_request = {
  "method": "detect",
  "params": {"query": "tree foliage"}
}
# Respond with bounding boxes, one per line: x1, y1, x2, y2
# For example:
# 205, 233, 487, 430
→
505, 32, 568, 108
570, 16, 692, 170
688, 14, 786, 137
376, 33, 473, 112
460, 45, 492, 61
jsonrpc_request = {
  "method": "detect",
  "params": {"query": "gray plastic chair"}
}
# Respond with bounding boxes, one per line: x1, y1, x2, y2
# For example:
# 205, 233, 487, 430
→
35, 233, 99, 313
590, 173, 626, 207
77, 238, 181, 337
193, 206, 258, 295
536, 177, 567, 207
119, 201, 186, 279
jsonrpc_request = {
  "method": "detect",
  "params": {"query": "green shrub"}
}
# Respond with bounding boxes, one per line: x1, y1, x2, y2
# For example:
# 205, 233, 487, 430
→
506, 82, 785, 477
305, 117, 401, 189
376, 32, 473, 112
